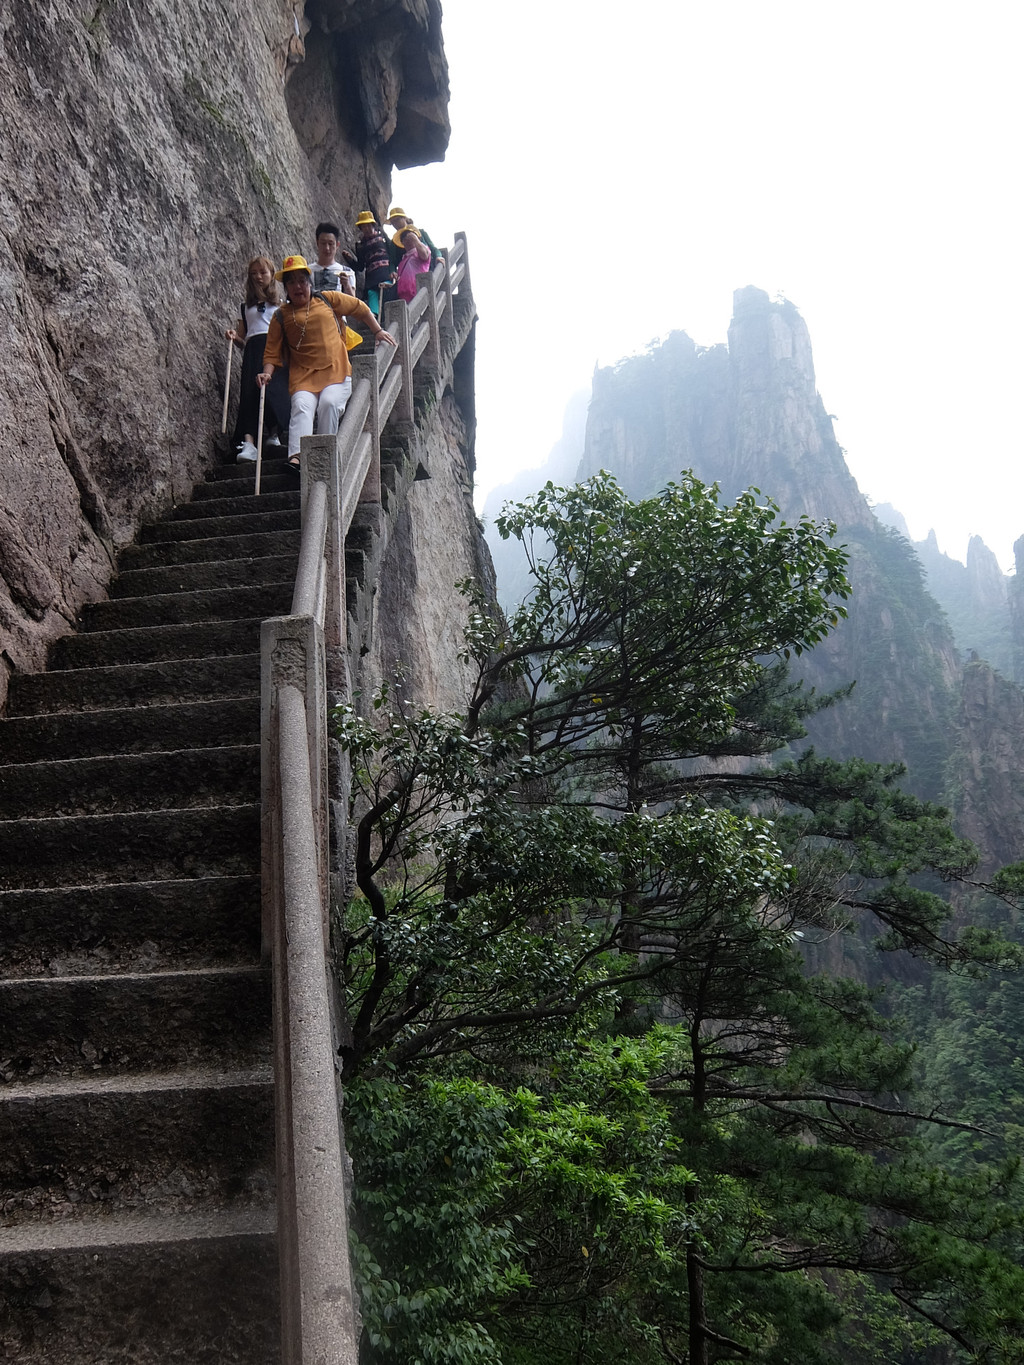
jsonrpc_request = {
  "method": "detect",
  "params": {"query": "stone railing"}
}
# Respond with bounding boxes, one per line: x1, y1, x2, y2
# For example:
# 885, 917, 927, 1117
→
259, 235, 473, 1365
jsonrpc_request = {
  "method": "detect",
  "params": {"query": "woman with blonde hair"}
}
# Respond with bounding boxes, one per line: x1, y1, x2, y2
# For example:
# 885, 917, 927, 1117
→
225, 256, 291, 461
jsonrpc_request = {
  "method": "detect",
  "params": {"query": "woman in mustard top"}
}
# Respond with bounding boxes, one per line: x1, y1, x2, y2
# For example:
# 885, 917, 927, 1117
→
258, 254, 396, 471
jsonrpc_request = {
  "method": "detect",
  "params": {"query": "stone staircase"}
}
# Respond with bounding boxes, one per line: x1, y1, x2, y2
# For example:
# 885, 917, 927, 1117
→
0, 451, 301, 1362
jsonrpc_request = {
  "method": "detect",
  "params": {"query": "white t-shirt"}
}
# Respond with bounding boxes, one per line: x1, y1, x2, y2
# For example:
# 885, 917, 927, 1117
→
243, 301, 279, 339
313, 262, 357, 294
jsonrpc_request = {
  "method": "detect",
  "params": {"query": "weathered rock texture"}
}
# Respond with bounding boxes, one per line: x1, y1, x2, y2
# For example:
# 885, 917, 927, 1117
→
1011, 536, 1024, 685
358, 382, 491, 714
0, 0, 448, 709
581, 290, 874, 532
953, 660, 1024, 874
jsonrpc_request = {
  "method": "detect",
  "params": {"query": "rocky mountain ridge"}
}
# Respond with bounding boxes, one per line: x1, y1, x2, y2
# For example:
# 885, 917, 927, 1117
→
579, 289, 966, 800
873, 504, 1018, 682
486, 287, 1023, 872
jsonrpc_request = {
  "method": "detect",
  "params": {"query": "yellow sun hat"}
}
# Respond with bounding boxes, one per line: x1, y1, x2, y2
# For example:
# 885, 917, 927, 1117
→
386, 206, 409, 223
355, 211, 376, 227
274, 253, 313, 281
394, 226, 421, 247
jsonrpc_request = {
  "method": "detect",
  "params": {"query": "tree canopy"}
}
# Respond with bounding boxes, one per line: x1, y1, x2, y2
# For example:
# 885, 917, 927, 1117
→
335, 473, 1024, 1364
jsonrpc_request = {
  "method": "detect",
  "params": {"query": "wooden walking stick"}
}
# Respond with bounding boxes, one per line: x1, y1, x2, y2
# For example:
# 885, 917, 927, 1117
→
254, 383, 266, 497
220, 335, 234, 434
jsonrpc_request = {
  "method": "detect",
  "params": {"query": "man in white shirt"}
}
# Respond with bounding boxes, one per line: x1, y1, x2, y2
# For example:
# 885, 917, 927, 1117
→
311, 221, 357, 295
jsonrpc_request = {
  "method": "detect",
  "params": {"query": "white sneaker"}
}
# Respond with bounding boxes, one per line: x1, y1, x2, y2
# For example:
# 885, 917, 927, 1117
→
236, 440, 258, 462
265, 433, 282, 448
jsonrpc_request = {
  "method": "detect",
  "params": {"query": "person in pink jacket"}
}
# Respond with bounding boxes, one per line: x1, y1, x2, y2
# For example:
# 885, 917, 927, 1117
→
393, 227, 432, 302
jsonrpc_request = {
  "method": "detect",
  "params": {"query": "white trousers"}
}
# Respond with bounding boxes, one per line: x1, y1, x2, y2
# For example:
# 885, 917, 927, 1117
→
288, 379, 353, 456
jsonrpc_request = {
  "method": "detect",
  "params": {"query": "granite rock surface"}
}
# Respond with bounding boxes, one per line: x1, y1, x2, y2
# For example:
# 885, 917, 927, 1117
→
358, 378, 492, 716
0, 0, 448, 707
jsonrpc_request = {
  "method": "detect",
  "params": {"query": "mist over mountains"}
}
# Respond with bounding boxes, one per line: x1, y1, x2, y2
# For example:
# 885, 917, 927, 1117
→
873, 503, 1020, 680
484, 287, 1024, 871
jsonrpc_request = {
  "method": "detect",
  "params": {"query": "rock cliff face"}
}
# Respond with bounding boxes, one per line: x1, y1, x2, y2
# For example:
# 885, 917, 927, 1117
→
582, 288, 874, 532
928, 533, 1013, 675
1011, 536, 1024, 685
953, 661, 1024, 874
874, 507, 1016, 682
0, 0, 448, 708
356, 370, 493, 716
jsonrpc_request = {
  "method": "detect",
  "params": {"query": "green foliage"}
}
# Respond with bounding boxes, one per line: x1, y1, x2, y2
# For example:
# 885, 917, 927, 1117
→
335, 473, 1024, 1362
335, 703, 791, 1071
991, 861, 1024, 900
347, 1037, 701, 1365
488, 473, 850, 803
836, 526, 960, 799
769, 751, 988, 963
347, 1077, 523, 1364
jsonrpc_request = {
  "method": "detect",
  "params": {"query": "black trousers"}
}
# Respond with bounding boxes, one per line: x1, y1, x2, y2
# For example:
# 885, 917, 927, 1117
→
231, 334, 290, 444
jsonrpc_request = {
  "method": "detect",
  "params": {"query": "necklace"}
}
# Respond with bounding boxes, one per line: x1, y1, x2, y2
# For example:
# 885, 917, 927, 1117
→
287, 297, 313, 351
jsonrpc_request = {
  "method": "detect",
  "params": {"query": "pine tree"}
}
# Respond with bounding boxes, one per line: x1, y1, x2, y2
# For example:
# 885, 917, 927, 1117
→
336, 474, 1024, 1362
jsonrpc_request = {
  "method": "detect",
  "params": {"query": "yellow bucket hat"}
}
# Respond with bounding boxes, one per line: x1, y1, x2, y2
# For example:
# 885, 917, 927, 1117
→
355, 211, 376, 227
386, 206, 409, 223
275, 253, 312, 281
394, 226, 421, 248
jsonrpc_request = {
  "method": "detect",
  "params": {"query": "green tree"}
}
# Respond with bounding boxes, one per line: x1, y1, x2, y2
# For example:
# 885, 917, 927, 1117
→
336, 474, 1024, 1363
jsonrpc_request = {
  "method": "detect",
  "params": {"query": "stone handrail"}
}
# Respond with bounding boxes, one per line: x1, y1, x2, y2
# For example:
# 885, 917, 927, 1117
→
260, 233, 472, 1364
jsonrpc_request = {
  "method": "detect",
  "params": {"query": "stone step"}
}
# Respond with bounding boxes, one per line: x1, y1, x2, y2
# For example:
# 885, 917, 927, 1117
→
0, 444, 296, 1364
0, 1067, 273, 1225
207, 447, 290, 469
50, 618, 262, 671
80, 582, 293, 632
0, 966, 270, 1082
0, 697, 259, 763
219, 441, 290, 466
110, 554, 297, 599
0, 1209, 278, 1364
194, 468, 295, 498
209, 451, 289, 479
0, 805, 259, 890
9, 653, 259, 715
121, 526, 301, 572
0, 875, 260, 979
169, 489, 300, 521
141, 508, 299, 543
0, 744, 259, 820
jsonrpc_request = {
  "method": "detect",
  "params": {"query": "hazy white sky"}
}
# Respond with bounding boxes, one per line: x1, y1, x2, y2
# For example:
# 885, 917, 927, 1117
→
394, 0, 1023, 570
